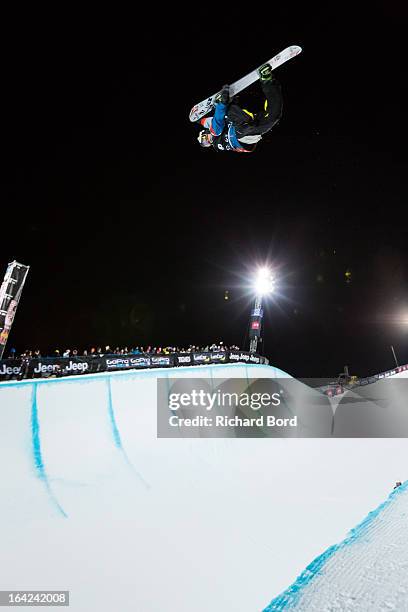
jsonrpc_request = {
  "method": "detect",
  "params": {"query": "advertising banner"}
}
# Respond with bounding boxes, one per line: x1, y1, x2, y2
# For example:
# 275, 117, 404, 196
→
0, 351, 268, 382
150, 355, 174, 367
0, 262, 30, 359
104, 355, 151, 370
175, 354, 193, 366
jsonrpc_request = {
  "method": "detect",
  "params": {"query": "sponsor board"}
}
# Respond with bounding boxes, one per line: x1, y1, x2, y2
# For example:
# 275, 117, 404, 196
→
209, 352, 227, 362
105, 357, 151, 370
0, 362, 22, 377
229, 351, 250, 362
0, 262, 30, 358
193, 353, 211, 364
176, 354, 192, 365
0, 351, 267, 381
31, 359, 89, 377
249, 354, 261, 364
151, 356, 173, 367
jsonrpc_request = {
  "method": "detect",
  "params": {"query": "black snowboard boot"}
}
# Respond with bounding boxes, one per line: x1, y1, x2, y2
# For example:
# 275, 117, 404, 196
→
215, 84, 230, 104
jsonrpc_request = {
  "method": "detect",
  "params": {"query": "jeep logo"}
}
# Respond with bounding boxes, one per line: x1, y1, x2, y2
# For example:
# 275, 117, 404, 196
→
64, 361, 88, 373
0, 364, 21, 375
33, 362, 60, 374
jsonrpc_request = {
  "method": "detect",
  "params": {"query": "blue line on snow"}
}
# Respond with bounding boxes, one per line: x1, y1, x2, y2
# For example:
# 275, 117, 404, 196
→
264, 479, 408, 610
30, 384, 67, 518
106, 377, 123, 449
106, 378, 150, 490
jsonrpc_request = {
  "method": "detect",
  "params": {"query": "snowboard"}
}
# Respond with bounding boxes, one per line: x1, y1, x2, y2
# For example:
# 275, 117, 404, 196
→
189, 45, 302, 122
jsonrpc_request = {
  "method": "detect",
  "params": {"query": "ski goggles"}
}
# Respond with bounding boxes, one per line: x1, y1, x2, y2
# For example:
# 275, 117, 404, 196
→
198, 130, 213, 147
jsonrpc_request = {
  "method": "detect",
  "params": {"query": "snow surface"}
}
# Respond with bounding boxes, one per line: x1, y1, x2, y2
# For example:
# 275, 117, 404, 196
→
0, 363, 407, 611
265, 481, 408, 611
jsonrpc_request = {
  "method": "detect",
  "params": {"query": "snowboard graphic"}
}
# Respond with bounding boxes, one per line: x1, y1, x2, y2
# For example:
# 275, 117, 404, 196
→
189, 45, 302, 122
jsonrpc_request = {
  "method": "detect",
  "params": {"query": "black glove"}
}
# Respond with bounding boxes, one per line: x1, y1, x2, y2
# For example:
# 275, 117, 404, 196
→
215, 84, 230, 104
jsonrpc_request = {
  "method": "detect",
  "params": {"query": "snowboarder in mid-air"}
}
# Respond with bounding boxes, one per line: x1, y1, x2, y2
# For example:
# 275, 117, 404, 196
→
197, 64, 283, 153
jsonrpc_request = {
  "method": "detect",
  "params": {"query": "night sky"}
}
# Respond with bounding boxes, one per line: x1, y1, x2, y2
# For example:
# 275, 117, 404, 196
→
2, 4, 407, 377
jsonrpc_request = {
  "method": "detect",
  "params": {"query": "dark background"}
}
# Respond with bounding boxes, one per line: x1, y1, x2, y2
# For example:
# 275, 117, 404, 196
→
2, 4, 407, 377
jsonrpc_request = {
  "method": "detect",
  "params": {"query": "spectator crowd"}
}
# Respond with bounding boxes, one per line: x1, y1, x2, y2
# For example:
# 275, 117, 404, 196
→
6, 342, 241, 360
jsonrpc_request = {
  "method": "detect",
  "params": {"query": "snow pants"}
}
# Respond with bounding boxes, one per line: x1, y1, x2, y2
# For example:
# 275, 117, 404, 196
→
227, 78, 283, 137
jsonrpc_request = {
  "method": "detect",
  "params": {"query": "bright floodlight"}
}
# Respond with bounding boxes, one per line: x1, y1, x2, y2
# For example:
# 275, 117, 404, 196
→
254, 267, 275, 296
396, 310, 408, 327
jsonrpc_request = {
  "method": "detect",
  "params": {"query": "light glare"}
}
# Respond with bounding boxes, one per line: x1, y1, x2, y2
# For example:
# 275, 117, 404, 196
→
254, 268, 275, 295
